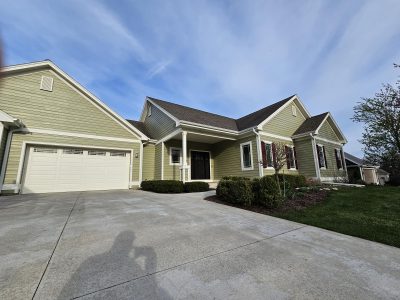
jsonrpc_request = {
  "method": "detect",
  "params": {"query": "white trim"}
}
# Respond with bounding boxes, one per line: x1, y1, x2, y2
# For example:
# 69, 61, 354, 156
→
258, 131, 292, 141
316, 143, 327, 169
314, 136, 343, 146
0, 110, 17, 123
291, 105, 297, 117
180, 121, 239, 135
155, 128, 182, 145
9, 141, 134, 193
2, 61, 148, 140
240, 141, 254, 171
20, 128, 141, 143
254, 129, 263, 177
161, 142, 164, 180
260, 139, 275, 170
285, 144, 297, 170
188, 149, 212, 181
139, 142, 143, 185
311, 136, 321, 180
169, 147, 182, 165
181, 131, 187, 183
186, 130, 236, 141
146, 98, 180, 126
257, 95, 311, 130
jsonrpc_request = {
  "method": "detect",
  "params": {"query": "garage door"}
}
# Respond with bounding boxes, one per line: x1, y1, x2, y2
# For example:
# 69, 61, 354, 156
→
22, 146, 130, 194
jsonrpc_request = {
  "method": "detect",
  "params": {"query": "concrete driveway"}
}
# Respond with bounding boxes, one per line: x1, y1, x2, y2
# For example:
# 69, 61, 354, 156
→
0, 190, 399, 300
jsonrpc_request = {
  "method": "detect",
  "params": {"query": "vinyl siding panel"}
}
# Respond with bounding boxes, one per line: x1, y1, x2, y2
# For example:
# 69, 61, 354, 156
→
154, 143, 163, 180
293, 138, 317, 178
143, 104, 177, 140
318, 120, 340, 142
317, 141, 347, 179
142, 144, 155, 181
213, 136, 259, 179
0, 70, 138, 140
258, 136, 299, 176
3, 132, 141, 187
262, 103, 306, 137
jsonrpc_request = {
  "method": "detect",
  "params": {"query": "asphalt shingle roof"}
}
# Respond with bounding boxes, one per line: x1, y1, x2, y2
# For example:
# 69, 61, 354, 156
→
344, 152, 365, 166
147, 95, 295, 131
293, 112, 328, 136
126, 120, 153, 139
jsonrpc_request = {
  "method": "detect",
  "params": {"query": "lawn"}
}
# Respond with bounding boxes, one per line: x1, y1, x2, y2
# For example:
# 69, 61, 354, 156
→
272, 186, 400, 248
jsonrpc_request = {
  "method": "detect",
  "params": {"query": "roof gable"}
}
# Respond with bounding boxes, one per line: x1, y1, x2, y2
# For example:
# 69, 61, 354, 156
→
2, 61, 148, 140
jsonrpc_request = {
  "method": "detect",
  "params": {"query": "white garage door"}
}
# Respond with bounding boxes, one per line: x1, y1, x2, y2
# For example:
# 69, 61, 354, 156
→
22, 146, 130, 194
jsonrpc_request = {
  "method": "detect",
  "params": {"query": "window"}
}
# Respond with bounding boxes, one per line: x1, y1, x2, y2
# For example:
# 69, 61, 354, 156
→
335, 148, 344, 169
34, 147, 57, 154
147, 104, 152, 117
261, 142, 274, 168
240, 142, 253, 170
285, 146, 297, 169
292, 105, 297, 116
170, 148, 182, 165
88, 150, 106, 156
63, 149, 83, 155
110, 152, 126, 157
316, 145, 327, 168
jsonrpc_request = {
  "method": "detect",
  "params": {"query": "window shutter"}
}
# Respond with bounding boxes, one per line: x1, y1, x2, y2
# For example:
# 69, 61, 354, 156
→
323, 146, 328, 168
285, 146, 290, 169
316, 145, 322, 168
293, 147, 298, 169
261, 141, 267, 168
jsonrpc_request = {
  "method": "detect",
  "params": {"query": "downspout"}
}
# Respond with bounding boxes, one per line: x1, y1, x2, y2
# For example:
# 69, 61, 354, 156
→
311, 133, 321, 181
253, 128, 264, 178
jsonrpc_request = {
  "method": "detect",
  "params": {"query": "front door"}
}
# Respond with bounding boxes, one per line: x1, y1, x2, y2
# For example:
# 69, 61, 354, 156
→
191, 151, 210, 180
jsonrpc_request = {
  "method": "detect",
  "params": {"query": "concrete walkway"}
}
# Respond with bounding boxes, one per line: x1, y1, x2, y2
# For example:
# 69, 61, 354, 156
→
0, 190, 399, 299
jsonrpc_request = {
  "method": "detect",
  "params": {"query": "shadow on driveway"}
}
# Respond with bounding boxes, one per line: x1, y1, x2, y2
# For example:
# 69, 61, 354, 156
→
58, 231, 171, 299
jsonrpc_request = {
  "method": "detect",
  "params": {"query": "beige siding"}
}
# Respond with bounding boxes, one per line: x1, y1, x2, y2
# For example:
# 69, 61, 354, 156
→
262, 102, 306, 136
293, 138, 317, 178
142, 144, 155, 181
0, 69, 138, 139
143, 104, 177, 140
213, 136, 259, 179
3, 132, 141, 187
258, 136, 299, 176
318, 141, 347, 179
318, 120, 340, 142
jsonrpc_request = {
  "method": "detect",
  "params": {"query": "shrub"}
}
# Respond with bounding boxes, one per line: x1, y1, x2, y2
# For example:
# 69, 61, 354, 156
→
276, 174, 307, 189
257, 176, 283, 208
184, 182, 209, 192
141, 180, 184, 193
389, 175, 400, 186
221, 176, 251, 181
217, 179, 253, 206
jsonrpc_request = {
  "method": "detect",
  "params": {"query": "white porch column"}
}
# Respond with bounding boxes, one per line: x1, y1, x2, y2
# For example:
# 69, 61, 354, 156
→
182, 131, 187, 183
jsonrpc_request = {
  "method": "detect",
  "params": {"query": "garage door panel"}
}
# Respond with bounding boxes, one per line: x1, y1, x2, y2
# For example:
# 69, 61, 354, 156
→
22, 146, 131, 194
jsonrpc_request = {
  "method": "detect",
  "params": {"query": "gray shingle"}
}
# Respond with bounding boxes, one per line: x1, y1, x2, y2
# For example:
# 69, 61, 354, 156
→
126, 120, 153, 139
293, 112, 328, 136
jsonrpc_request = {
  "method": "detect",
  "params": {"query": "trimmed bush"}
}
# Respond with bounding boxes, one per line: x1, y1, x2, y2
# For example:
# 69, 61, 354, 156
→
221, 176, 251, 181
389, 175, 400, 186
257, 176, 283, 208
141, 180, 184, 193
184, 182, 209, 192
217, 179, 253, 206
276, 174, 307, 189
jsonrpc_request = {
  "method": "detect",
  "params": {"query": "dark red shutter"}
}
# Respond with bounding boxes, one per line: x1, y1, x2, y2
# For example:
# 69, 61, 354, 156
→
293, 147, 298, 169
272, 143, 276, 167
285, 146, 290, 169
323, 146, 328, 168
316, 145, 322, 168
261, 141, 267, 168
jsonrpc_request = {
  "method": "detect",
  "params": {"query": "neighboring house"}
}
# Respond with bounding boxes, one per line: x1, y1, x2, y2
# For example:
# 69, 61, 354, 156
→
344, 152, 389, 185
0, 60, 348, 194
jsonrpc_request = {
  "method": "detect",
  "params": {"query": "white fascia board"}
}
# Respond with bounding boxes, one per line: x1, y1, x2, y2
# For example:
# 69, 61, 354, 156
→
3, 60, 149, 141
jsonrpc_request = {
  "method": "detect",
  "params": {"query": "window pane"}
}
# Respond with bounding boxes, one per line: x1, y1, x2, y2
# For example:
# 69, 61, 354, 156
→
288, 148, 295, 168
265, 144, 273, 167
318, 146, 325, 167
242, 144, 251, 168
171, 149, 181, 164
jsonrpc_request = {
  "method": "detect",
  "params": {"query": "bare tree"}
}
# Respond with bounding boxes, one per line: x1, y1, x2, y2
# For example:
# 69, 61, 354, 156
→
272, 141, 288, 196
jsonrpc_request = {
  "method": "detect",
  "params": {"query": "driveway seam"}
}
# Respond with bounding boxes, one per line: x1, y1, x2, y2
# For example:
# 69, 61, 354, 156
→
71, 224, 308, 299
32, 192, 82, 300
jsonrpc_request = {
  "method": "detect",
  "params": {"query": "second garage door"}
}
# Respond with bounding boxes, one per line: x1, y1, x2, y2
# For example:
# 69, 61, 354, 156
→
22, 146, 131, 194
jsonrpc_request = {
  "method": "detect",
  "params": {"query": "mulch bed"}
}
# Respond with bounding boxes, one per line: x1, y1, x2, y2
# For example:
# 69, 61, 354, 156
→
204, 190, 328, 215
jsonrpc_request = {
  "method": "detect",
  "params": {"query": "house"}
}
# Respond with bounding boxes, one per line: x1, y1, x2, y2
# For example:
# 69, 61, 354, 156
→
344, 152, 389, 185
0, 60, 348, 194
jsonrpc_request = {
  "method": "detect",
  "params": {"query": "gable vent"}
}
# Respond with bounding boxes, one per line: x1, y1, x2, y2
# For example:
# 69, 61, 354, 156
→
40, 76, 54, 92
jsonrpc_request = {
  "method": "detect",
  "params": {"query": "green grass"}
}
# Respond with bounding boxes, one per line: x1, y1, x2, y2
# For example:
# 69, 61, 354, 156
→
272, 186, 400, 248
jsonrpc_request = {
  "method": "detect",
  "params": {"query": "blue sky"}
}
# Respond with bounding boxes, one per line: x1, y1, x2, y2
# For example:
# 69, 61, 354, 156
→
1, 0, 399, 156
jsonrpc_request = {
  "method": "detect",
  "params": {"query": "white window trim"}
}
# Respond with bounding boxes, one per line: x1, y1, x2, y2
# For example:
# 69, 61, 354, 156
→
291, 105, 297, 117
169, 147, 182, 165
335, 148, 344, 170
317, 144, 326, 169
262, 140, 275, 169
240, 141, 254, 171
286, 144, 297, 170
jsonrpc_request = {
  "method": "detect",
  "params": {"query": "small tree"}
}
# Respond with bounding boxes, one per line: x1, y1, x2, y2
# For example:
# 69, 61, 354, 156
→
272, 142, 288, 196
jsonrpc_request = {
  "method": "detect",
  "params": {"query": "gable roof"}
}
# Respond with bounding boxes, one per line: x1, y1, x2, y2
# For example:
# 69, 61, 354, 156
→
126, 120, 153, 139
2, 60, 149, 140
293, 112, 329, 136
147, 95, 296, 132
344, 152, 365, 166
